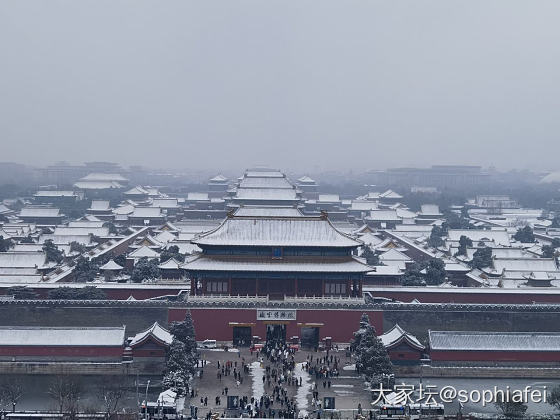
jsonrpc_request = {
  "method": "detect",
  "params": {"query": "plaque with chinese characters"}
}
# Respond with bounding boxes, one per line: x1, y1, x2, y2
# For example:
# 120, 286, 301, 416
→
257, 309, 296, 320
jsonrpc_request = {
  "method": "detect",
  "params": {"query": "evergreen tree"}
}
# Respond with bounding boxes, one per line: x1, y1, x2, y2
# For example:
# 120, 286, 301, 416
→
72, 256, 98, 282
427, 226, 444, 248
6, 286, 37, 299
353, 313, 371, 350
362, 247, 380, 266
355, 323, 392, 383
162, 312, 199, 395
424, 258, 446, 285
160, 245, 185, 263
401, 263, 426, 286
548, 385, 560, 412
0, 235, 13, 252
494, 399, 527, 418
69, 241, 86, 254
130, 257, 160, 283
43, 239, 63, 264
48, 286, 106, 300
543, 245, 555, 259
455, 235, 473, 257
471, 246, 493, 269
513, 225, 535, 243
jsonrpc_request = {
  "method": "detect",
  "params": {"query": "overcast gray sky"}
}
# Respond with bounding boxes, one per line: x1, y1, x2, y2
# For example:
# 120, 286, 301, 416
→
1, 1, 559, 172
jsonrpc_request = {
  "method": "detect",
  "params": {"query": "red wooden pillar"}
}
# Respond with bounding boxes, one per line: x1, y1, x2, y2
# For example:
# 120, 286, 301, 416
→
346, 279, 351, 296
294, 278, 298, 296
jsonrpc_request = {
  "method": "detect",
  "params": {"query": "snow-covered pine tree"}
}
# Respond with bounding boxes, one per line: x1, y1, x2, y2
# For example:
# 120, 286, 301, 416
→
355, 322, 393, 383
162, 311, 199, 395
353, 313, 371, 351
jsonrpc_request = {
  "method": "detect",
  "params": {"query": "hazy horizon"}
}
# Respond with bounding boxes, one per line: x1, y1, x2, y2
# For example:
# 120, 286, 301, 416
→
1, 1, 560, 172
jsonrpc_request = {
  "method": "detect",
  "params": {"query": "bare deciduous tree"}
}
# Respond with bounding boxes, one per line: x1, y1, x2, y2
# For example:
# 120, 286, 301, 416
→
0, 379, 24, 412
48, 375, 82, 418
98, 377, 128, 418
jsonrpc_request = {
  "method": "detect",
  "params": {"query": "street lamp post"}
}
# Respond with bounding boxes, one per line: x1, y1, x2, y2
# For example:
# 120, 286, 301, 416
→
144, 380, 151, 420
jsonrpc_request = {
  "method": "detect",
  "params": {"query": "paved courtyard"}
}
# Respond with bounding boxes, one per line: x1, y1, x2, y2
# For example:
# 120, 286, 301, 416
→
186, 347, 373, 419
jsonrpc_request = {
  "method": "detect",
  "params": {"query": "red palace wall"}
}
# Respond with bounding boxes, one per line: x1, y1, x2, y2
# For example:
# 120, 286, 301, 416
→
169, 308, 383, 343
0, 346, 123, 358
431, 350, 560, 363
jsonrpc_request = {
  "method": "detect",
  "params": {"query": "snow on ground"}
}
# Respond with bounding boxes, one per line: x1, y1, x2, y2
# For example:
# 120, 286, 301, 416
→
343, 363, 356, 371
294, 362, 311, 418
200, 348, 240, 353
250, 361, 265, 401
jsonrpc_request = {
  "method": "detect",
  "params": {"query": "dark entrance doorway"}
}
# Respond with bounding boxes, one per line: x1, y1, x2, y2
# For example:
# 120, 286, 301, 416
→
266, 324, 286, 344
301, 327, 320, 349
233, 326, 252, 347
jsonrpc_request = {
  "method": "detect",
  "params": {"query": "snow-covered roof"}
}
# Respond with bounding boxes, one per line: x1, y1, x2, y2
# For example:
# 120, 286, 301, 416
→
183, 255, 371, 273
447, 229, 511, 246
379, 249, 412, 262
34, 191, 76, 197
239, 177, 293, 189
187, 192, 210, 201
158, 258, 182, 270
0, 326, 125, 346
419, 204, 442, 216
366, 210, 400, 222
366, 265, 403, 276
209, 174, 228, 182
350, 201, 379, 211
492, 258, 558, 273
245, 170, 284, 178
68, 220, 105, 228
429, 330, 560, 351
40, 234, 92, 246
129, 322, 173, 347
130, 207, 163, 218
100, 259, 123, 271
297, 176, 315, 184
380, 324, 425, 350
318, 194, 340, 203
380, 190, 403, 199
154, 231, 177, 244
79, 173, 128, 182
89, 200, 110, 211
54, 226, 109, 237
74, 181, 124, 190
113, 204, 135, 215
125, 186, 149, 195
168, 241, 201, 255
193, 216, 361, 248
152, 198, 179, 208
0, 252, 46, 268
128, 245, 161, 259
234, 207, 304, 218
19, 208, 61, 218
233, 188, 299, 201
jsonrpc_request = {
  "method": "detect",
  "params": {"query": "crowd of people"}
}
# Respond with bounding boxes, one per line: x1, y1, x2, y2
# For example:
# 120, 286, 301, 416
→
190, 341, 357, 419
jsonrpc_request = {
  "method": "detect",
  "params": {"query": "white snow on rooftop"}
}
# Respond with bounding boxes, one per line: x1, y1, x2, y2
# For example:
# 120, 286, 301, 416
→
193, 216, 361, 247
234, 207, 304, 218
0, 326, 125, 346
429, 330, 560, 351
184, 256, 371, 273
234, 188, 299, 201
